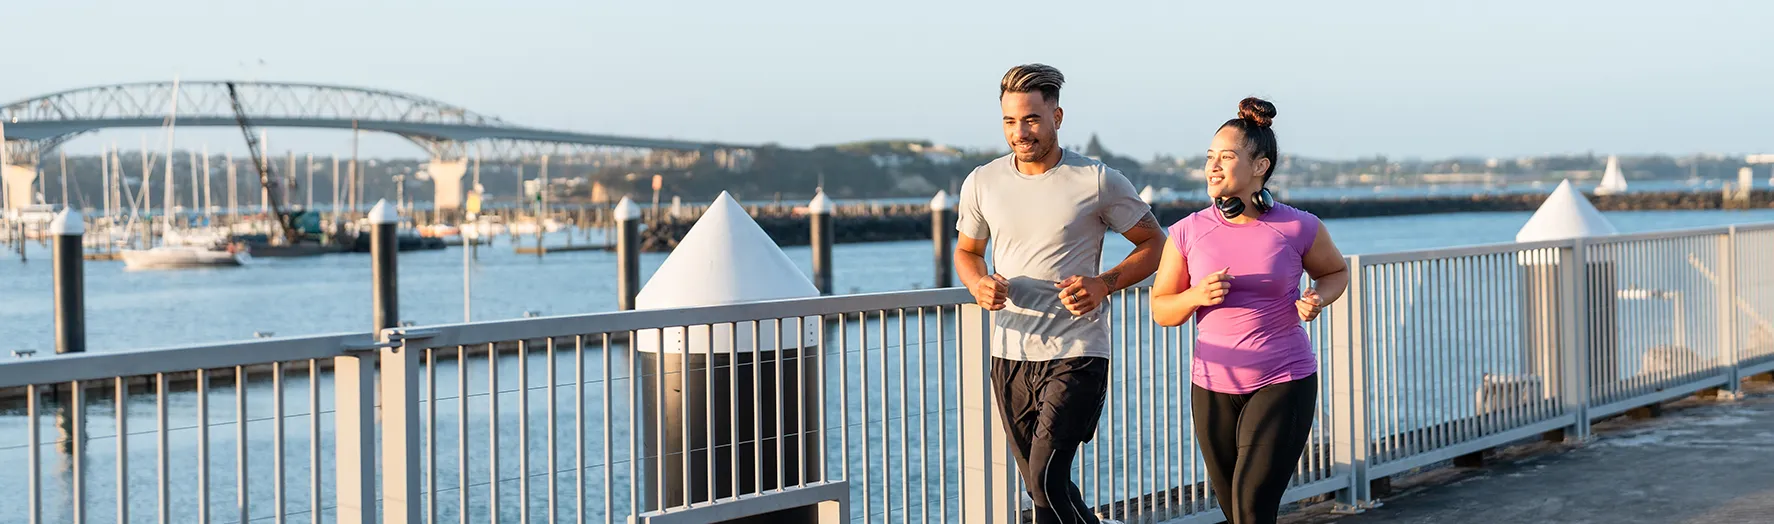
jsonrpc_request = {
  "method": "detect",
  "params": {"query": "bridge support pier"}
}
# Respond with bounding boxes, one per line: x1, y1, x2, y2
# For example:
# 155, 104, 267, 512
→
2, 163, 40, 212
427, 157, 469, 222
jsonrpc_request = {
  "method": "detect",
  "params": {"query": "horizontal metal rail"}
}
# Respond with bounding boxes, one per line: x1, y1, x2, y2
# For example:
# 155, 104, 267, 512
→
0, 333, 370, 389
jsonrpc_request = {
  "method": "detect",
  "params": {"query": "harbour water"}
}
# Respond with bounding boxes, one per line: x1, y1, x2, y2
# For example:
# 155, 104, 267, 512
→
4, 208, 1774, 353
2, 207, 1772, 523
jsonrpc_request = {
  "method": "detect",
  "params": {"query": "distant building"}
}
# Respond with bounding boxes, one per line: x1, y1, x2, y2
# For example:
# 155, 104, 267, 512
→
891, 143, 963, 165
869, 154, 910, 169
714, 149, 755, 171
869, 143, 962, 168
1421, 172, 1494, 184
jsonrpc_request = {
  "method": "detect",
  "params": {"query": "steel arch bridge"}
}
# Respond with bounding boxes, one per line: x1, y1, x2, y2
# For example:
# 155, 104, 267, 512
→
0, 80, 751, 161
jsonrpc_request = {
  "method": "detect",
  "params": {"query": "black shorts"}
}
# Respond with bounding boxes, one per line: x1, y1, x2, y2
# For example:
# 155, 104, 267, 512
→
991, 356, 1110, 444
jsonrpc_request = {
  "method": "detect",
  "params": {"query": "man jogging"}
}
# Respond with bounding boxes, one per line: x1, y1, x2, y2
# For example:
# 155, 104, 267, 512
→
954, 63, 1167, 524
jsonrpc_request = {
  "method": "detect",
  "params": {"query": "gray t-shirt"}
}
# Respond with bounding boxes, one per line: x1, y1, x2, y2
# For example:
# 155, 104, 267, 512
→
956, 149, 1150, 361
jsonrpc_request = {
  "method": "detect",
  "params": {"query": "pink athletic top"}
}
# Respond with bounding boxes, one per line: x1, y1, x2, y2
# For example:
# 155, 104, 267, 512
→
1168, 202, 1320, 394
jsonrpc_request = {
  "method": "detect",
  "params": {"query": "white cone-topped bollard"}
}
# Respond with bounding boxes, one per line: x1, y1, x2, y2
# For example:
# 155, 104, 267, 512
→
1497, 180, 1619, 421
808, 191, 834, 295
51, 210, 85, 354
1515, 180, 1618, 243
614, 196, 642, 310
634, 191, 824, 520
931, 190, 955, 288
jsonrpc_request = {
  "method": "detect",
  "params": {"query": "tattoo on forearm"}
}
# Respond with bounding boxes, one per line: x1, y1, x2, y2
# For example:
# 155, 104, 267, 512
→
1100, 269, 1122, 291
1133, 212, 1161, 232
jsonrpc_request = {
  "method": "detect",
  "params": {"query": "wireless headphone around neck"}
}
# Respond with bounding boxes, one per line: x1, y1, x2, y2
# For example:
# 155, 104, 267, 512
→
1214, 187, 1275, 220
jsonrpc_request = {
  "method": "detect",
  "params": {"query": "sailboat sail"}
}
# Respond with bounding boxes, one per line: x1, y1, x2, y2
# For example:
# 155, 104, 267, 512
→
1596, 155, 1627, 195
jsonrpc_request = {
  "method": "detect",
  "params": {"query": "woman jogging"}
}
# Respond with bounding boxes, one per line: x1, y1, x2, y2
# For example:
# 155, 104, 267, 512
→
1149, 97, 1350, 524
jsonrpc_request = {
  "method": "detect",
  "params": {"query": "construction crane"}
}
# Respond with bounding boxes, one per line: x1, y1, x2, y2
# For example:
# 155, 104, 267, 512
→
224, 82, 300, 245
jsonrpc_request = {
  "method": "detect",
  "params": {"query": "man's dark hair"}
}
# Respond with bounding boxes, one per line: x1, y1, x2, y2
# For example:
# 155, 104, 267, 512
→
1000, 64, 1064, 104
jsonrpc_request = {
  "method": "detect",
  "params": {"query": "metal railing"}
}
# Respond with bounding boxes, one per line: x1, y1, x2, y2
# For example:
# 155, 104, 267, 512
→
0, 333, 377, 524
383, 289, 972, 524
1348, 241, 1581, 481
3, 222, 1772, 523
1582, 229, 1733, 418
1736, 225, 1774, 374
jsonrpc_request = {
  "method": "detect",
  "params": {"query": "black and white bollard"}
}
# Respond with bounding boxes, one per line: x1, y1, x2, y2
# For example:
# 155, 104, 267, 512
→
340, 198, 400, 524
931, 190, 954, 288
51, 210, 85, 354
615, 196, 642, 311
809, 191, 834, 295
369, 199, 400, 333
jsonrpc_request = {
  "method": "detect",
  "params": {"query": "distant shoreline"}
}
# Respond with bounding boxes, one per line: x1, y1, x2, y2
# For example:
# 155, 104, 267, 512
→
634, 189, 1774, 252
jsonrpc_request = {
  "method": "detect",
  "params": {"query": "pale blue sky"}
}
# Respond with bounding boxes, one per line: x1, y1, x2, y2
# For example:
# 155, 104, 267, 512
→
7, 0, 1770, 160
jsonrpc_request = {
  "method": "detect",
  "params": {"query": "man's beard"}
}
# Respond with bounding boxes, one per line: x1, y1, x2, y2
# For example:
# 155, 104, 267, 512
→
1013, 137, 1053, 163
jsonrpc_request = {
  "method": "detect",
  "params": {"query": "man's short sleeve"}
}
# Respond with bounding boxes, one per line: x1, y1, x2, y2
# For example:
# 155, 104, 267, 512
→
956, 170, 990, 239
1099, 167, 1150, 233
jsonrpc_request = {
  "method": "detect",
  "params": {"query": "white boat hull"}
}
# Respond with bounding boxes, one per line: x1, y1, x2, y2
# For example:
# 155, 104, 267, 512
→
506, 219, 564, 236
120, 246, 245, 270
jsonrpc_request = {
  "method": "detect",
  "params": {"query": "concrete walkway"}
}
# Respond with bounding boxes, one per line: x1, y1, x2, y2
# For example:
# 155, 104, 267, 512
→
1287, 381, 1774, 524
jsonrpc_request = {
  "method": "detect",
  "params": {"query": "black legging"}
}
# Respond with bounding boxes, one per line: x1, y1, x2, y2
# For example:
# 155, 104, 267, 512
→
1191, 374, 1318, 524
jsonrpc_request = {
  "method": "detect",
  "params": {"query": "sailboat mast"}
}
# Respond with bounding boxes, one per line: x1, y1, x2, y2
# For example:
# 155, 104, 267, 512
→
189, 149, 199, 221
102, 144, 111, 222
110, 145, 120, 223
162, 78, 181, 236
260, 130, 270, 215
285, 150, 295, 209
140, 134, 149, 220
60, 149, 69, 209
115, 146, 127, 220
203, 144, 213, 221
0, 120, 6, 211
227, 154, 238, 218
350, 120, 360, 215
118, 145, 133, 219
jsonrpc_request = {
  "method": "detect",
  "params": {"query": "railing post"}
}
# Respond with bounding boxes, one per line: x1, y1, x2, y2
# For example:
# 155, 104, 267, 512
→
334, 350, 378, 524
958, 303, 1013, 523
1558, 241, 1594, 440
1719, 226, 1742, 397
381, 332, 422, 524
1332, 256, 1375, 511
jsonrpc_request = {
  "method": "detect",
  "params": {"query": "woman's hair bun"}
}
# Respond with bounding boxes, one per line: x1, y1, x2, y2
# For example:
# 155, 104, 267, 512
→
1237, 97, 1276, 128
